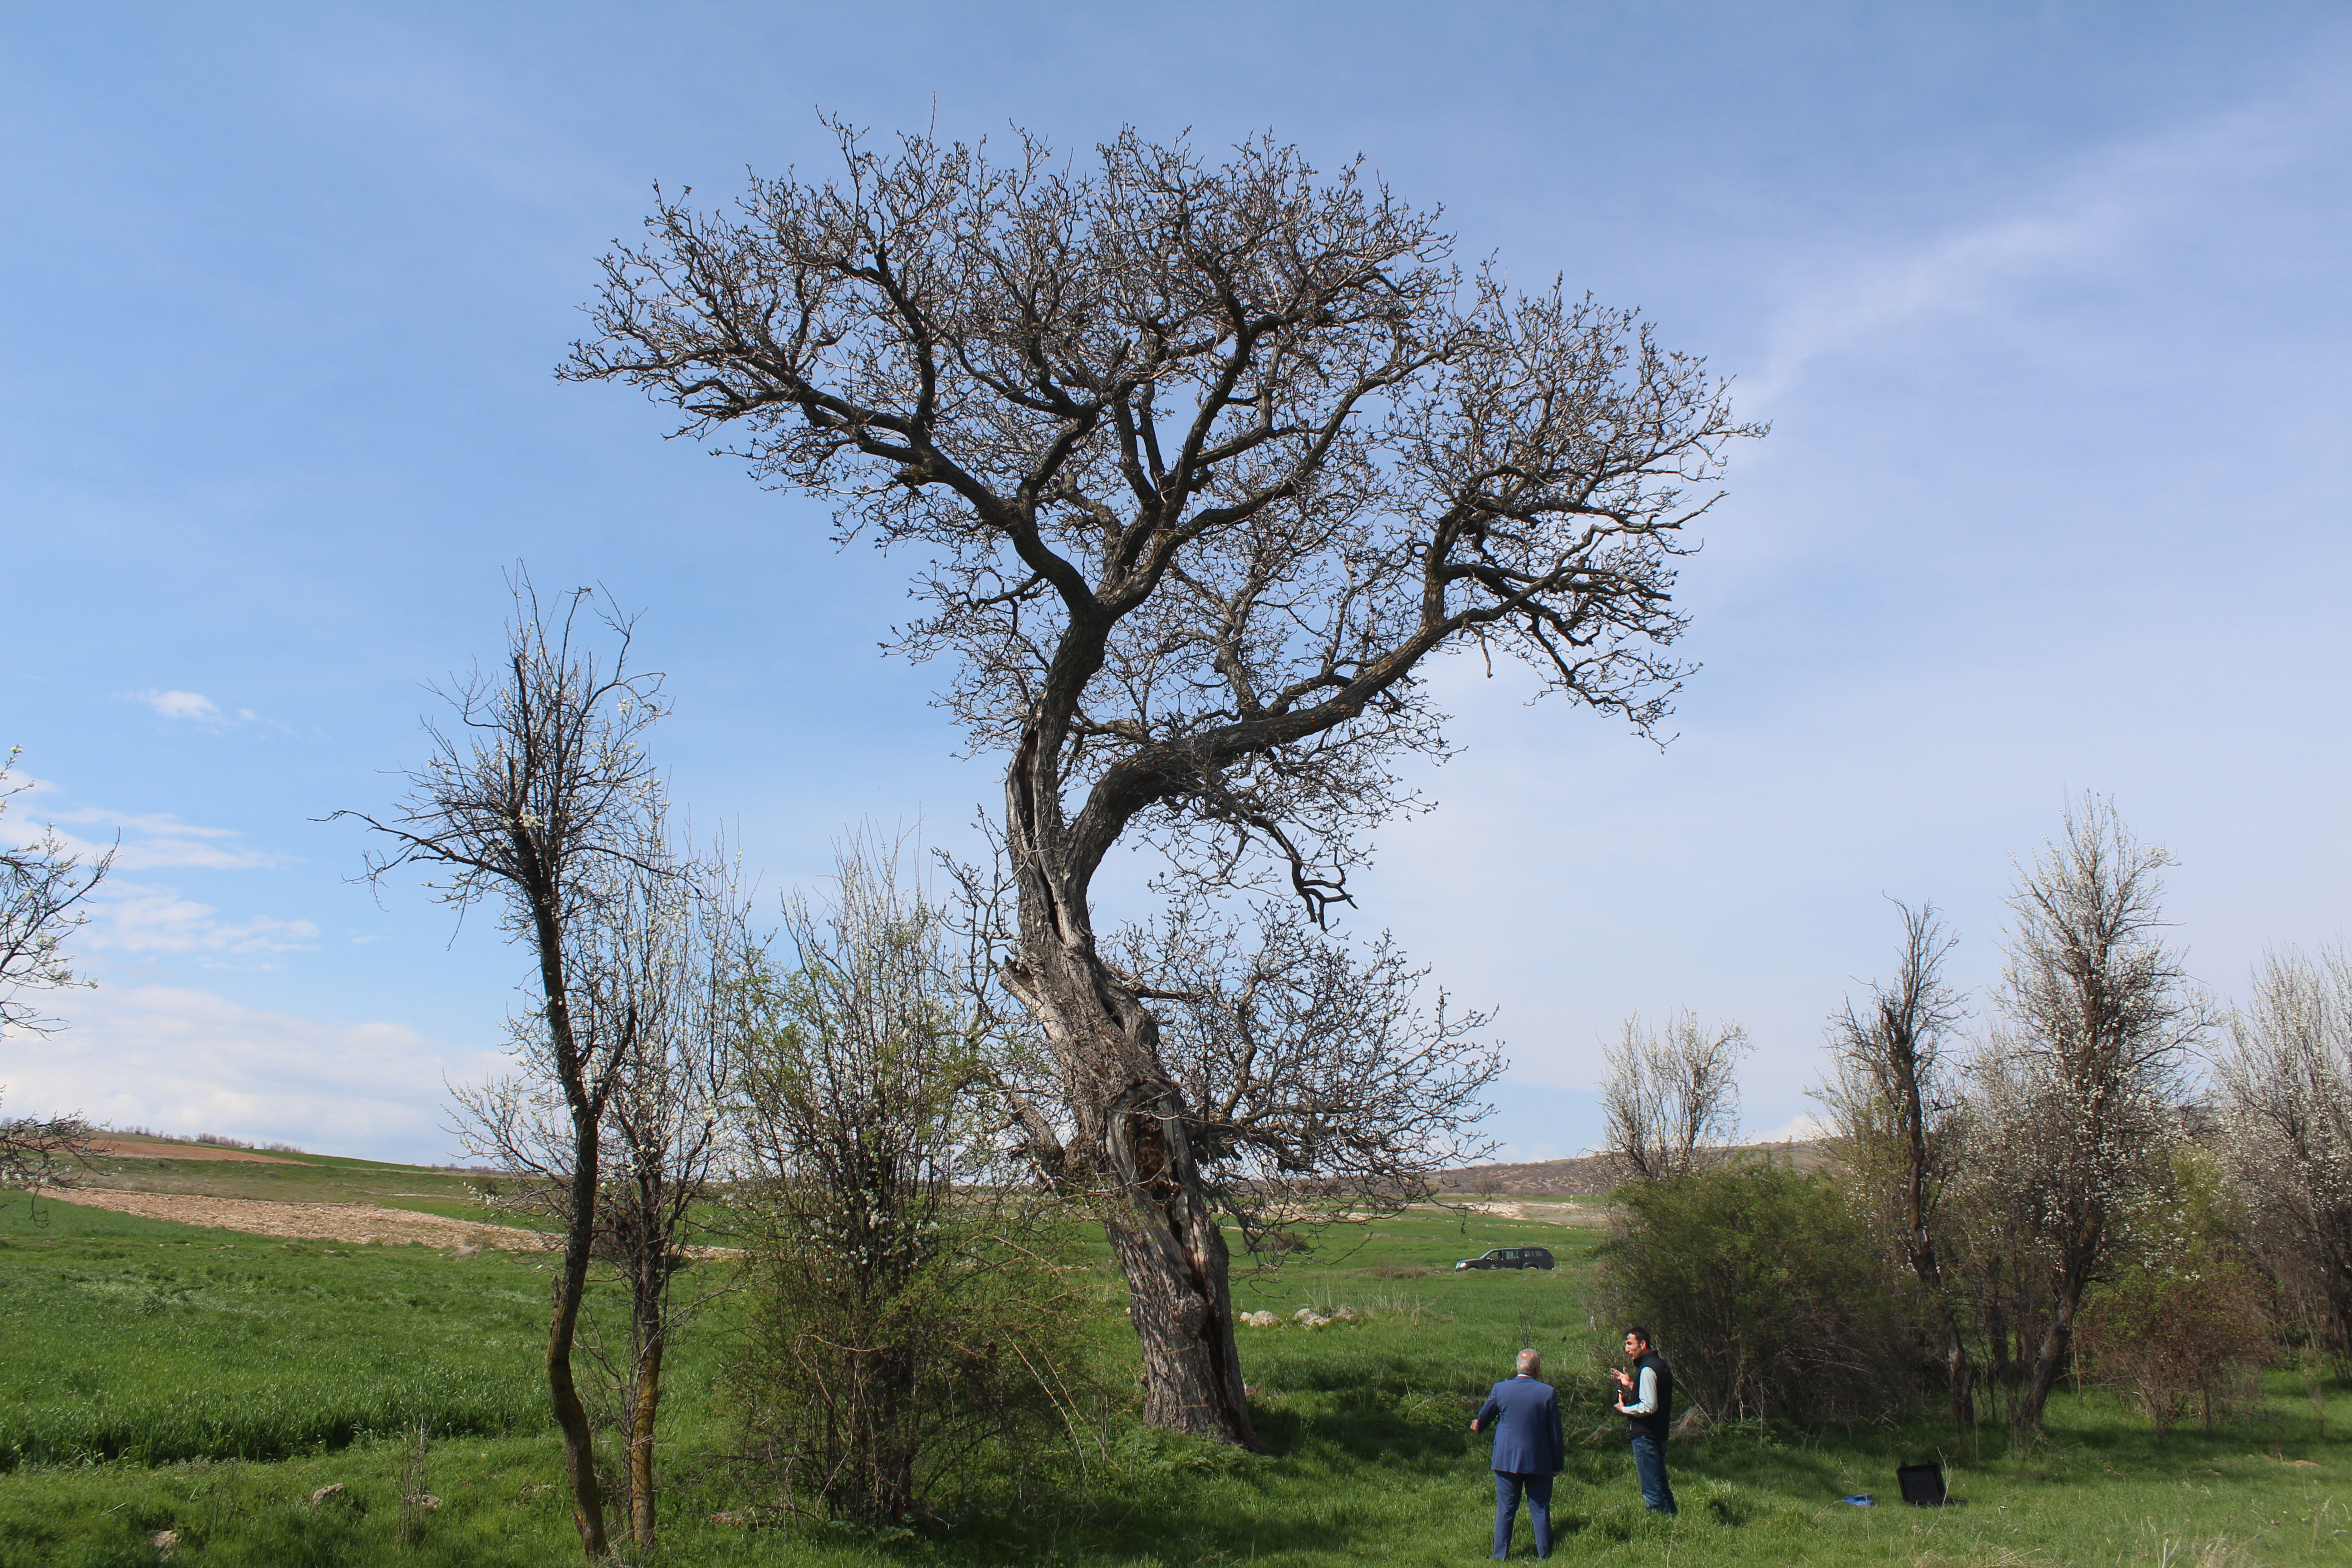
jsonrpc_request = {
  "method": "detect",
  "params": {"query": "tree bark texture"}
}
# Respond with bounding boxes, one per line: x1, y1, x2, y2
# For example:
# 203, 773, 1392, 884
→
1896, 1053, 1975, 1437
2012, 1203, 2100, 1432
545, 1115, 611, 1553
546, 1176, 608, 1556
1002, 740, 1264, 1451
534, 894, 611, 1557
626, 1308, 662, 1547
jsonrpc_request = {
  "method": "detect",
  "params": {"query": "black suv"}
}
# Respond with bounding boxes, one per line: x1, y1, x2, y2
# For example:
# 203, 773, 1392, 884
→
1453, 1247, 1555, 1271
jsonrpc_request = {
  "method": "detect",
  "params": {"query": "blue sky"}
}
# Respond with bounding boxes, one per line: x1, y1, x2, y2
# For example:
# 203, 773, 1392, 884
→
4, 2, 2346, 1162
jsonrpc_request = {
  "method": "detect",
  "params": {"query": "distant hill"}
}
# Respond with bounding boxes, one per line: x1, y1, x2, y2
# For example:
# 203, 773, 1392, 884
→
1436, 1140, 1833, 1198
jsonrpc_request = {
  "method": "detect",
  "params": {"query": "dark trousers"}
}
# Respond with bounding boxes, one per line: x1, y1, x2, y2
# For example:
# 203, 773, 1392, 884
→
1492, 1470, 1554, 1558
1629, 1431, 1676, 1514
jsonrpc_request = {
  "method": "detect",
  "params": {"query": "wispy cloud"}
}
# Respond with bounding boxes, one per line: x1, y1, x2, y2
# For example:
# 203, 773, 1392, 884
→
1750, 81, 2337, 404
80, 880, 318, 956
13, 775, 286, 871
129, 689, 270, 729
139, 689, 223, 721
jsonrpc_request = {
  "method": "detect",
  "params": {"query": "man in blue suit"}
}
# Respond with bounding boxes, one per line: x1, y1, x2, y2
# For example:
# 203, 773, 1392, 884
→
1470, 1348, 1565, 1559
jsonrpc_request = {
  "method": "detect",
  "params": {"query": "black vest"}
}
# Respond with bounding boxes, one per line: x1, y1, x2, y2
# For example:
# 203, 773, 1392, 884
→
1627, 1351, 1673, 1441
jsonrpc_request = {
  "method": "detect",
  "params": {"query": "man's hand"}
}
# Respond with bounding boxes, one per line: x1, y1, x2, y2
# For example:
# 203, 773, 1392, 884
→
1612, 1367, 1634, 1391
1469, 1417, 1484, 1433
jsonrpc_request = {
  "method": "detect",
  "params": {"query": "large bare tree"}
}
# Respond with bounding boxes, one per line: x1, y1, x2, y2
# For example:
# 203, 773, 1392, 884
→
333, 580, 664, 1555
566, 124, 1758, 1447
1985, 796, 2205, 1431
1817, 900, 1976, 1436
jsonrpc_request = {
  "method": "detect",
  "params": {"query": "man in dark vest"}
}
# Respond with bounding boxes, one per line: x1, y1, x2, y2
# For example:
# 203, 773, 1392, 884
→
1470, 1347, 1565, 1558
1612, 1326, 1677, 1514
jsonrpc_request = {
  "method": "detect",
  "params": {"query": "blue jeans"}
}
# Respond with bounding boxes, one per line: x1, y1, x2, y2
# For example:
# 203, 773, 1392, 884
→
1492, 1471, 1554, 1558
1629, 1432, 1676, 1514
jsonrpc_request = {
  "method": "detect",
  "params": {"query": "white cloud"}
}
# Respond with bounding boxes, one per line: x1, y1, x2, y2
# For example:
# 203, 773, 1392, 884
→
125, 691, 275, 732
80, 880, 317, 956
0, 984, 504, 1163
89, 823, 283, 873
1752, 1112, 1831, 1145
139, 689, 222, 722
12, 775, 285, 871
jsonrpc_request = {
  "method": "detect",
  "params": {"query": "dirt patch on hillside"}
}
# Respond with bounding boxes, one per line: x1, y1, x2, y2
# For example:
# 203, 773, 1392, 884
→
40, 1186, 551, 1251
1438, 1141, 1831, 1198
89, 1138, 304, 1165
1449, 1200, 1614, 1227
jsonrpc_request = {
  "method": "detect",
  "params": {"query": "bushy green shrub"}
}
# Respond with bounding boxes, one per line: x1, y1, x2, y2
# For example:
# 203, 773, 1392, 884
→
2078, 1254, 2273, 1437
723, 848, 1087, 1526
1595, 1160, 1913, 1427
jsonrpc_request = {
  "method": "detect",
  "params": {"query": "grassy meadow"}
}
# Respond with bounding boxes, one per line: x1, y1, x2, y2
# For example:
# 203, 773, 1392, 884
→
0, 1172, 2343, 1566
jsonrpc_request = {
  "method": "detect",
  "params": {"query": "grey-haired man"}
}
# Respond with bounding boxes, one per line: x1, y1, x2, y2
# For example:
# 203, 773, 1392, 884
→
1471, 1347, 1565, 1558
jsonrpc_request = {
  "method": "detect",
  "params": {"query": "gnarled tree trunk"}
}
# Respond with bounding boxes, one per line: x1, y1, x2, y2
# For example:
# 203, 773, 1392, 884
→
1002, 752, 1264, 1452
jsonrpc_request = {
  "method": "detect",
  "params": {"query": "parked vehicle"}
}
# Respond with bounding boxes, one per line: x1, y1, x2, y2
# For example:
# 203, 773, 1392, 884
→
1453, 1246, 1555, 1271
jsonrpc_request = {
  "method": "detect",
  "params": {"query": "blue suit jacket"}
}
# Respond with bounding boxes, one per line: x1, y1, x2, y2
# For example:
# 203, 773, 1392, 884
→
1475, 1375, 1564, 1474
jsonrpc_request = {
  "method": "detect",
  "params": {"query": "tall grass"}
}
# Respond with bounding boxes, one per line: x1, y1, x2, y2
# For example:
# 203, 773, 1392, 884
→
0, 1365, 538, 1469
0, 1200, 546, 1472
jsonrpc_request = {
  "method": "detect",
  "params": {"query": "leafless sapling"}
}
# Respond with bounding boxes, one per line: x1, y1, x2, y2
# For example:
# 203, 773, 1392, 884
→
1599, 1008, 1749, 1184
333, 578, 664, 1557
451, 814, 750, 1548
566, 124, 1759, 1447
1817, 899, 1976, 1436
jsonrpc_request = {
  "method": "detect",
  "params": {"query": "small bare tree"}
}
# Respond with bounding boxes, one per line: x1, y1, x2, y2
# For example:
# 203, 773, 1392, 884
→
1817, 900, 1976, 1435
588, 848, 745, 1548
1985, 795, 2207, 1431
333, 578, 664, 1558
452, 816, 749, 1548
0, 747, 111, 1185
567, 124, 1759, 1446
1106, 903, 1502, 1258
1599, 1009, 1748, 1184
2215, 945, 2352, 1357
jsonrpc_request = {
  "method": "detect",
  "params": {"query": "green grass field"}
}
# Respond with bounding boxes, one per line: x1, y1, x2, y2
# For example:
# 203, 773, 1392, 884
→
1, 1187, 2342, 1565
